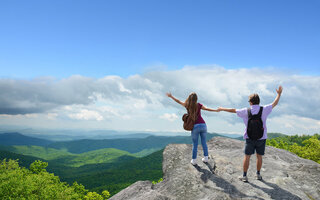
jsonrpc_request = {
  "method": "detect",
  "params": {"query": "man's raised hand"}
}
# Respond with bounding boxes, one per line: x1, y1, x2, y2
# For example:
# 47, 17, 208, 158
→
276, 86, 283, 95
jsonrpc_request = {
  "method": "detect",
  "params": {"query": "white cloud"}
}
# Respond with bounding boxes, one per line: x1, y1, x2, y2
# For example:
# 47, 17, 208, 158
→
118, 82, 132, 93
159, 113, 178, 122
133, 99, 147, 109
1, 66, 320, 134
68, 109, 104, 121
268, 114, 320, 135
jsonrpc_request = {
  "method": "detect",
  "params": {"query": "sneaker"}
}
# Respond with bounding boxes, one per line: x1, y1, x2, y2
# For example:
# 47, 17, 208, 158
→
202, 156, 209, 163
239, 176, 248, 182
256, 174, 262, 180
191, 159, 197, 165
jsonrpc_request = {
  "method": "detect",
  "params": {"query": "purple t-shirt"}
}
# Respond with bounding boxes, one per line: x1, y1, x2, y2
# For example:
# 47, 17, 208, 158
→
236, 104, 273, 140
195, 103, 206, 124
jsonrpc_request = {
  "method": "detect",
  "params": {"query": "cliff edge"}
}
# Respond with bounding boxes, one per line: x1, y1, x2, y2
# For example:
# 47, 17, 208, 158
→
110, 137, 320, 200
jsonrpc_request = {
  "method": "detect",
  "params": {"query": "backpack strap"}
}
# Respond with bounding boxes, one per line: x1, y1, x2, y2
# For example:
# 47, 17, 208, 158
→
257, 106, 263, 117
247, 108, 252, 118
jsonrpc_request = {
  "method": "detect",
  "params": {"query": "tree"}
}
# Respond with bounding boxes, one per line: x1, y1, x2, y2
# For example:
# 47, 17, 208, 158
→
0, 159, 111, 199
267, 134, 320, 164
30, 160, 48, 174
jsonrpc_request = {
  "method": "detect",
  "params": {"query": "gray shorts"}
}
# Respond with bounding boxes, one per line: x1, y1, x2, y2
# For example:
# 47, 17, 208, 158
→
244, 139, 266, 155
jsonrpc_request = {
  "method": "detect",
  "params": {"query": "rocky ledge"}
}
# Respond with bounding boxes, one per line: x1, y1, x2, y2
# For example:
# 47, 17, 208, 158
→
110, 137, 320, 200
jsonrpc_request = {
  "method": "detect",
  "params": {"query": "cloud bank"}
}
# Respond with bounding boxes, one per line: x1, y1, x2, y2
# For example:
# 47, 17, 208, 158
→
1, 66, 319, 134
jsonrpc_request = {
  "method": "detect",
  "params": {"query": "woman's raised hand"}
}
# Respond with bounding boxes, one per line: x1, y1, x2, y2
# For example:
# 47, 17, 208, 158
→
166, 92, 173, 98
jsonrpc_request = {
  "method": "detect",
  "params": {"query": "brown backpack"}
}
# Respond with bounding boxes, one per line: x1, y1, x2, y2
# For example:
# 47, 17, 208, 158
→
182, 112, 196, 131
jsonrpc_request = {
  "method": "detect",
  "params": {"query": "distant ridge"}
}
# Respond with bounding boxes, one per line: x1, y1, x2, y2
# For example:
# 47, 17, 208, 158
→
47, 133, 223, 154
24, 132, 153, 141
0, 132, 52, 146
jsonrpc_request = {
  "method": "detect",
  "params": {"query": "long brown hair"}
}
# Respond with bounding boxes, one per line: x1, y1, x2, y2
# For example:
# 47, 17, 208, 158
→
185, 92, 198, 121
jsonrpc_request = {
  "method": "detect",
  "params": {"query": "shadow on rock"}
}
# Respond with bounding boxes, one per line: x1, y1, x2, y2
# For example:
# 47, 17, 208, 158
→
248, 180, 302, 200
204, 162, 216, 173
193, 164, 264, 200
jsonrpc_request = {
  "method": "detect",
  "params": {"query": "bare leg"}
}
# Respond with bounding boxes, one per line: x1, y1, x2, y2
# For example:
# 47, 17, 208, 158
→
239, 155, 251, 182
243, 155, 251, 173
256, 154, 262, 171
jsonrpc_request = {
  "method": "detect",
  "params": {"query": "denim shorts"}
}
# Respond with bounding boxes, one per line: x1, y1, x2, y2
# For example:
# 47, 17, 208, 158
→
244, 139, 266, 155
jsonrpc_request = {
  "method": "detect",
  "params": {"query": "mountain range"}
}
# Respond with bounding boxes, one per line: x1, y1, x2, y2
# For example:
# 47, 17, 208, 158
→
0, 131, 288, 196
0, 132, 52, 146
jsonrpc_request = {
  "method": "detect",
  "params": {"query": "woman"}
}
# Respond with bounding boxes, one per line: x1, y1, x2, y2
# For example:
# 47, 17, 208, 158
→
166, 92, 219, 165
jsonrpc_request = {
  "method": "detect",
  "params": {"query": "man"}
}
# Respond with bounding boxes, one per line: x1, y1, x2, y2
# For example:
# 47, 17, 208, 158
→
218, 86, 283, 182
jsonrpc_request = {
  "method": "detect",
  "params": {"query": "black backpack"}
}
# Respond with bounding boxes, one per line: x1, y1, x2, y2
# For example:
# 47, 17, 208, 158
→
247, 107, 264, 140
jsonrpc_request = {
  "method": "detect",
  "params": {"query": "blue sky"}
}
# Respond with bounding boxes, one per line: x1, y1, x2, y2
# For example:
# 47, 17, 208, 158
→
0, 0, 319, 79
0, 1, 320, 135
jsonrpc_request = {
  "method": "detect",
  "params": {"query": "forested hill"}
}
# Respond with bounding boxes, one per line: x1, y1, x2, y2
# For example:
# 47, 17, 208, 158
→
0, 132, 52, 146
0, 150, 46, 168
267, 133, 320, 164
61, 149, 164, 195
47, 133, 222, 154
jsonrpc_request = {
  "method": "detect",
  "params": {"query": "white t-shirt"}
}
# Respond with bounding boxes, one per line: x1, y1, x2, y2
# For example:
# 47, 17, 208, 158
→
236, 104, 273, 140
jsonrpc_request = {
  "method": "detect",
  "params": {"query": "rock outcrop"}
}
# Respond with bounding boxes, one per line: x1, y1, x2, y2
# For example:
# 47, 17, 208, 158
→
110, 137, 320, 200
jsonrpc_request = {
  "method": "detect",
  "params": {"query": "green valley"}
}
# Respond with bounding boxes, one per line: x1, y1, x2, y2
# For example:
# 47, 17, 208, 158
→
61, 149, 164, 195
0, 145, 138, 167
50, 148, 137, 167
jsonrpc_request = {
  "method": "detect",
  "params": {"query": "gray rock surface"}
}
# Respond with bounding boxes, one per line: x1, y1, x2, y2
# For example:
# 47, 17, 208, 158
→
110, 137, 320, 200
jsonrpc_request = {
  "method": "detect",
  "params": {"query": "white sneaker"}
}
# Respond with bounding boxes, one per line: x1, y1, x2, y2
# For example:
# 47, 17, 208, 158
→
191, 159, 197, 165
256, 174, 262, 180
202, 156, 209, 163
239, 176, 248, 182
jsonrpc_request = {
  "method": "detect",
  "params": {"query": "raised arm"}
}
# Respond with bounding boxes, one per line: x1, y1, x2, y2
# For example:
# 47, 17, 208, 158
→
218, 107, 236, 113
201, 105, 220, 112
166, 93, 186, 107
272, 85, 283, 108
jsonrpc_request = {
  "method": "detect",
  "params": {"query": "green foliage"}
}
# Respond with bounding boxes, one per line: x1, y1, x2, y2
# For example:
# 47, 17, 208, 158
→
50, 148, 137, 167
84, 192, 103, 200
102, 190, 111, 199
267, 134, 320, 164
83, 190, 110, 200
30, 160, 48, 174
0, 150, 46, 168
0, 159, 111, 200
152, 178, 163, 185
72, 181, 88, 196
0, 149, 162, 197
290, 136, 320, 163
62, 149, 164, 197
0, 159, 83, 199
0, 135, 174, 198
